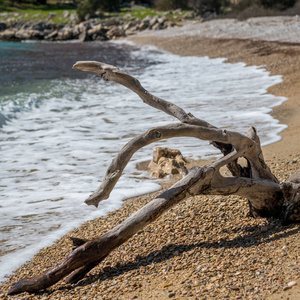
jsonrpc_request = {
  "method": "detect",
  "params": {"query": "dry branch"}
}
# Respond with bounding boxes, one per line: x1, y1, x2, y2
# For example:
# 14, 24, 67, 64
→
8, 61, 300, 295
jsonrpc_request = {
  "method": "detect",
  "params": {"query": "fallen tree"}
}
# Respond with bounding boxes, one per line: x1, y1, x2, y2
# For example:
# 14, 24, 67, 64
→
8, 61, 300, 295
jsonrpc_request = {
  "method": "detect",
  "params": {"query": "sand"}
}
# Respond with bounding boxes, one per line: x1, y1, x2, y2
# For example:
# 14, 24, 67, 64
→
0, 17, 300, 300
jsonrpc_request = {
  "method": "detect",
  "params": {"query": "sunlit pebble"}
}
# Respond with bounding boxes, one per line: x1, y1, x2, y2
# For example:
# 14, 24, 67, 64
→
0, 161, 299, 299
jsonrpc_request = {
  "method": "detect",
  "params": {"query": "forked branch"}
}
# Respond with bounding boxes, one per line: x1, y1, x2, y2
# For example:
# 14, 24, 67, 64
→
7, 61, 300, 295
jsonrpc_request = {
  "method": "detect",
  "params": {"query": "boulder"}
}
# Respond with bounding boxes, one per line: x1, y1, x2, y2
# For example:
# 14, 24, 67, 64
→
0, 29, 17, 41
184, 12, 195, 19
139, 15, 152, 30
78, 28, 89, 42
0, 22, 7, 32
15, 29, 44, 40
148, 147, 187, 178
157, 16, 167, 25
149, 15, 159, 28
63, 10, 70, 18
32, 21, 47, 31
87, 25, 108, 41
57, 27, 74, 40
123, 21, 134, 31
152, 23, 161, 31
44, 30, 58, 41
20, 21, 33, 30
106, 26, 125, 39
125, 29, 136, 36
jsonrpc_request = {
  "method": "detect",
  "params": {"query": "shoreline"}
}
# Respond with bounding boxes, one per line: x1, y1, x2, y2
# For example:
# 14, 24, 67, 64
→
128, 30, 300, 160
1, 17, 300, 299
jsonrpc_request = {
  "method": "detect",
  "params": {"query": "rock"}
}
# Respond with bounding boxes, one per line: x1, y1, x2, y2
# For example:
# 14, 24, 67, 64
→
138, 22, 148, 31
70, 13, 77, 22
289, 168, 300, 183
78, 28, 89, 42
184, 12, 194, 19
157, 16, 167, 26
32, 21, 47, 31
173, 8, 182, 14
48, 12, 56, 18
104, 17, 123, 27
87, 24, 108, 41
149, 15, 159, 28
148, 147, 187, 178
0, 29, 17, 41
106, 26, 125, 39
15, 29, 37, 40
260, 225, 269, 233
287, 281, 297, 287
20, 21, 33, 30
63, 10, 70, 18
152, 23, 161, 31
78, 20, 93, 31
202, 11, 217, 20
125, 29, 136, 36
124, 21, 134, 31
44, 30, 58, 40
57, 27, 74, 40
0, 22, 7, 32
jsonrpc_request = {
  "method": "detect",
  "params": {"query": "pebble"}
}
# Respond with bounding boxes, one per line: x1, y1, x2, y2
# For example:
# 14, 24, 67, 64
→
287, 281, 297, 287
0, 158, 299, 300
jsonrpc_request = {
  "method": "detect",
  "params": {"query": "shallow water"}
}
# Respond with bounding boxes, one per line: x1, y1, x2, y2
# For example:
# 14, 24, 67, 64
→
0, 40, 286, 282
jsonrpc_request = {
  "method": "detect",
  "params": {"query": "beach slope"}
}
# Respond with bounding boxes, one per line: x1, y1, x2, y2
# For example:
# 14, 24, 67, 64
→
1, 16, 300, 299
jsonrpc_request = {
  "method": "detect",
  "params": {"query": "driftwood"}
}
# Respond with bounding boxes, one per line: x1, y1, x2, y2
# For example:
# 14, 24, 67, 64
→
8, 61, 300, 295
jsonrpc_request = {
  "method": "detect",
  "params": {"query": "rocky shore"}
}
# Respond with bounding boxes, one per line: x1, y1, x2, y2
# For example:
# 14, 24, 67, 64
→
0, 13, 181, 42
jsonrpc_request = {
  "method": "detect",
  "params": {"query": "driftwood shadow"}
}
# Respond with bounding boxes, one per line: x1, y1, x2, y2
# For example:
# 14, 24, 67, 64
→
52, 222, 300, 292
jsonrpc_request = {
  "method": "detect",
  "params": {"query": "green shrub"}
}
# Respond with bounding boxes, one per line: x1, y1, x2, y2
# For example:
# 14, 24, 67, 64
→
193, 0, 228, 14
154, 0, 188, 11
260, 0, 295, 10
77, 0, 121, 21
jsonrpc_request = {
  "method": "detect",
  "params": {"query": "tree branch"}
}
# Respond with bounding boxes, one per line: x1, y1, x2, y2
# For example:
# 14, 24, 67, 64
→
7, 60, 297, 295
73, 61, 213, 127
85, 123, 251, 207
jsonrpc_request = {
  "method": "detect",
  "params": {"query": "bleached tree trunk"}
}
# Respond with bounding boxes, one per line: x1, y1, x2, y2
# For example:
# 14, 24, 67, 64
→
8, 61, 300, 295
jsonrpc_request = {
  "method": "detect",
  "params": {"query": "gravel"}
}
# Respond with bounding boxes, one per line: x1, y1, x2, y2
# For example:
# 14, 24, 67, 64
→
136, 16, 300, 43
0, 158, 299, 299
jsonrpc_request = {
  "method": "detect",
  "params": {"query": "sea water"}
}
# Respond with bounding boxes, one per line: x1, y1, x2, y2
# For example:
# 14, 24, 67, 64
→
0, 40, 286, 283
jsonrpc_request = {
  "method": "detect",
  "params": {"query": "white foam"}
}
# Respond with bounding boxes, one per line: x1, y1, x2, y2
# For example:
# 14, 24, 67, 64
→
0, 46, 287, 283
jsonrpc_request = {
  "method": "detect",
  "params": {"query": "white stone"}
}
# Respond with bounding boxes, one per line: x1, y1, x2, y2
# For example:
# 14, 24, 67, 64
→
287, 281, 297, 287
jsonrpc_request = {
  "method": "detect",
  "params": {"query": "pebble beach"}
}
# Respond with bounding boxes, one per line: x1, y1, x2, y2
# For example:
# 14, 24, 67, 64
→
1, 16, 300, 299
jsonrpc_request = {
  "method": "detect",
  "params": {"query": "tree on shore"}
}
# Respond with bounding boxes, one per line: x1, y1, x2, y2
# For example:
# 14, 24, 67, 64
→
76, 0, 122, 21
7, 61, 300, 295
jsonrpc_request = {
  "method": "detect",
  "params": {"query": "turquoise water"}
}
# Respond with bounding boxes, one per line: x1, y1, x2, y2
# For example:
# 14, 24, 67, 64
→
0, 40, 287, 282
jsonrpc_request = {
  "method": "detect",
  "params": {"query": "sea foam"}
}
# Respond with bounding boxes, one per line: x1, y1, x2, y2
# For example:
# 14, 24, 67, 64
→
0, 44, 287, 283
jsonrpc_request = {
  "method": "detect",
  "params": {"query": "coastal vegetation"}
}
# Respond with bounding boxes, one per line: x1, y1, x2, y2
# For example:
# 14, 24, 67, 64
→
1, 0, 299, 42
0, 0, 298, 24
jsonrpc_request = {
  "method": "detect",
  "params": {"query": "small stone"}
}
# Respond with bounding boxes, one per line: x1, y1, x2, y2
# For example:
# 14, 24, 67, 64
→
163, 282, 173, 288
287, 281, 297, 287
181, 290, 188, 295
168, 292, 175, 298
